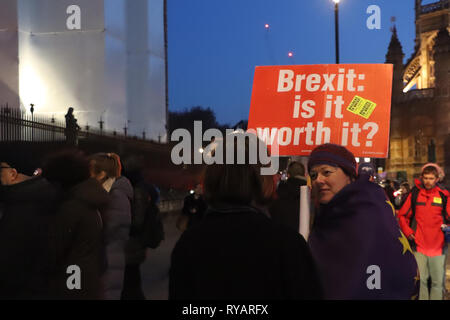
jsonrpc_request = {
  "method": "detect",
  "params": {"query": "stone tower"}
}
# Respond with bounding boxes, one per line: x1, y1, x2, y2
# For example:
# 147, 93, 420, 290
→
433, 27, 450, 173
386, 26, 405, 101
385, 25, 405, 174
405, 0, 450, 91
386, 0, 450, 185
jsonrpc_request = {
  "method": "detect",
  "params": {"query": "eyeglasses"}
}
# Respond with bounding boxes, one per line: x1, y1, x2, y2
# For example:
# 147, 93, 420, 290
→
0, 166, 12, 170
309, 167, 337, 181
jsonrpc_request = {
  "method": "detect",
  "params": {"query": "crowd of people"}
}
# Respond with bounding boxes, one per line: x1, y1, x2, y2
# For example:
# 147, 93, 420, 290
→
173, 135, 448, 300
0, 150, 161, 299
1, 132, 449, 300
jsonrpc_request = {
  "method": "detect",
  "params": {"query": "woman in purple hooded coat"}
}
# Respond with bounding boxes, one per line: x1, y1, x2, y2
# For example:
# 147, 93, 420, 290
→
307, 144, 419, 300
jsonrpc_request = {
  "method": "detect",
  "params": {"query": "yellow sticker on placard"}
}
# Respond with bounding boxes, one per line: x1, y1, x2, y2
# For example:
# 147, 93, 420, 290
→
434, 197, 442, 204
346, 95, 377, 119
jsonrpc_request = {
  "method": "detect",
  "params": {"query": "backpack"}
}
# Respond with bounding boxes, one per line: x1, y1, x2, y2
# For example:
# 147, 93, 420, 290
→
131, 183, 165, 249
407, 186, 448, 232
138, 201, 165, 249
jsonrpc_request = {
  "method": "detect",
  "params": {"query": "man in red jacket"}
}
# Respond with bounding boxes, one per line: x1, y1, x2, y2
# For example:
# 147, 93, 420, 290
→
398, 164, 450, 300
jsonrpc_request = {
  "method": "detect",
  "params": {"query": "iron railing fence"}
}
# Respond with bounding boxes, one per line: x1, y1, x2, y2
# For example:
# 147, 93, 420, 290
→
0, 105, 155, 143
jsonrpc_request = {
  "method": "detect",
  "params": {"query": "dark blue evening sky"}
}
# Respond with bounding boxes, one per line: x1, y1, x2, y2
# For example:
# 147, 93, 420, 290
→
168, 0, 421, 126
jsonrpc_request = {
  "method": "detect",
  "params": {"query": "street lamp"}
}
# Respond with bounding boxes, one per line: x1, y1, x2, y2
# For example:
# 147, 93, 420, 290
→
98, 117, 104, 134
333, 0, 340, 64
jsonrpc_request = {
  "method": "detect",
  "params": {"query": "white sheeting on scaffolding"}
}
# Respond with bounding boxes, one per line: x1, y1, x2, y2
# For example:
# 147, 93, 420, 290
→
0, 0, 20, 108
1, 0, 167, 141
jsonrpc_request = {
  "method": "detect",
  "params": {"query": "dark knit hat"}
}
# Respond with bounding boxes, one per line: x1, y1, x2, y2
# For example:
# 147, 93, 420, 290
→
307, 143, 357, 178
358, 162, 375, 177
0, 152, 36, 176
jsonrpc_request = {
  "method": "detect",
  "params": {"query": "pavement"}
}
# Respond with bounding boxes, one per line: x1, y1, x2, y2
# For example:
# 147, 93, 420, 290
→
140, 211, 450, 300
141, 211, 183, 300
445, 254, 450, 300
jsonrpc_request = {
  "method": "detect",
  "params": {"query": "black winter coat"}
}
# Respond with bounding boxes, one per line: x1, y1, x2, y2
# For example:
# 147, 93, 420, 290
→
125, 181, 157, 265
0, 177, 59, 299
182, 194, 207, 228
48, 178, 109, 299
169, 205, 323, 300
269, 177, 307, 233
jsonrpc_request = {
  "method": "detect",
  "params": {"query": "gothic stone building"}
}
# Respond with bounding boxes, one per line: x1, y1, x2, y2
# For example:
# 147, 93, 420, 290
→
385, 0, 450, 186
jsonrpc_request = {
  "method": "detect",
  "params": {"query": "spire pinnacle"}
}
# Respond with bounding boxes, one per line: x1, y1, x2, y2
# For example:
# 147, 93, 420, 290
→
386, 22, 404, 63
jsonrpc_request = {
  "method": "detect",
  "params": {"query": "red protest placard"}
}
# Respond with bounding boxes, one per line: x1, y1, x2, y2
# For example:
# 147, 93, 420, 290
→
247, 64, 393, 158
